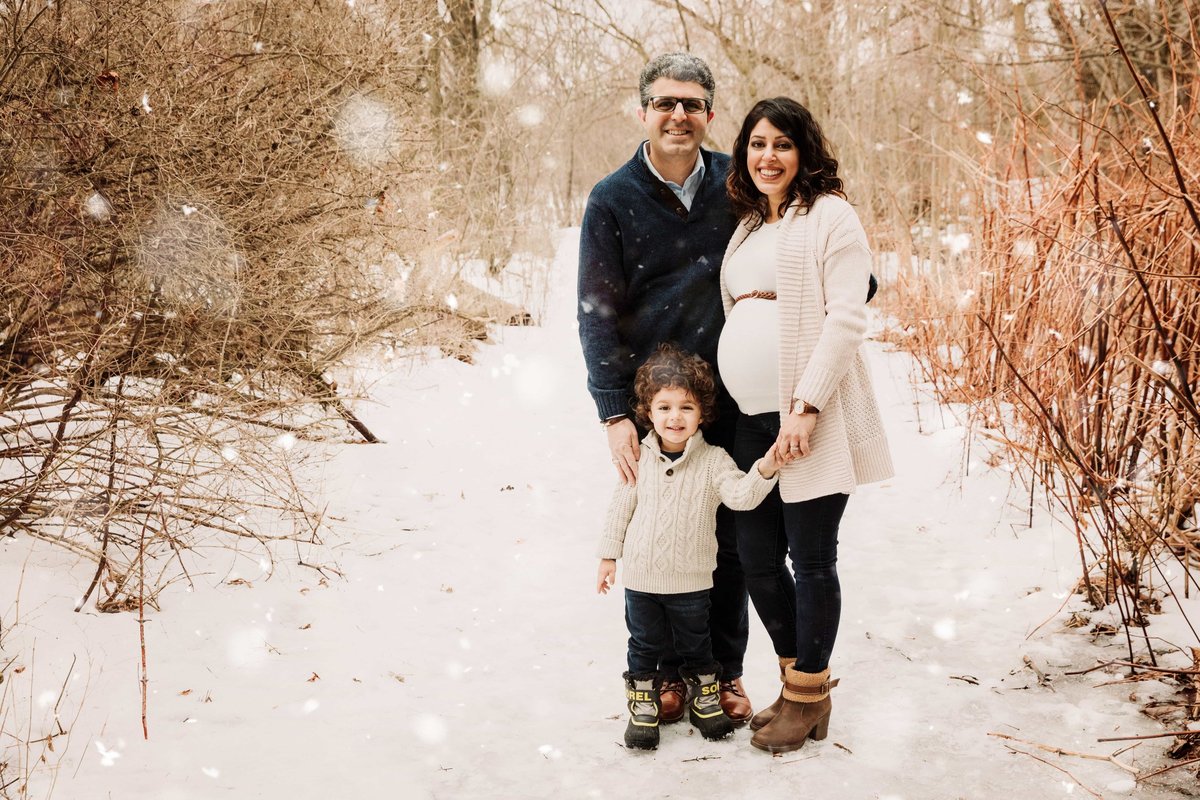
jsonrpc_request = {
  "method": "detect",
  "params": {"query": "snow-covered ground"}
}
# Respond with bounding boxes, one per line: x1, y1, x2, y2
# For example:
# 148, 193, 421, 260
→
2, 229, 1195, 799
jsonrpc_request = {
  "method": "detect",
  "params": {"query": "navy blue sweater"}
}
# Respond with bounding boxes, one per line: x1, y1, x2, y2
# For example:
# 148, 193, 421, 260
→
577, 145, 738, 421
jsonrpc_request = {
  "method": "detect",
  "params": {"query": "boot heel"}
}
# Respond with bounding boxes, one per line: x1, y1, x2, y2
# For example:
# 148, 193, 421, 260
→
809, 711, 831, 741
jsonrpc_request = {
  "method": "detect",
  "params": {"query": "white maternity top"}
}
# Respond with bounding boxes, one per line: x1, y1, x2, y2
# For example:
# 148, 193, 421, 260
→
717, 220, 781, 415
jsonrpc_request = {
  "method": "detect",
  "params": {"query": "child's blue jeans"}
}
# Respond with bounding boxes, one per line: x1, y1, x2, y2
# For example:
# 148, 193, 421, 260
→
624, 588, 716, 675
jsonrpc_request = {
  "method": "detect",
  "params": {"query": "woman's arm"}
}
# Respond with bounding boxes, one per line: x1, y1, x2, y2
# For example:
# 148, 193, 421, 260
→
790, 202, 872, 412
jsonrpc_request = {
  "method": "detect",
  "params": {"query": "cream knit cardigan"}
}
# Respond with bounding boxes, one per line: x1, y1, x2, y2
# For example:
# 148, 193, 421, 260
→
596, 431, 777, 594
720, 194, 894, 502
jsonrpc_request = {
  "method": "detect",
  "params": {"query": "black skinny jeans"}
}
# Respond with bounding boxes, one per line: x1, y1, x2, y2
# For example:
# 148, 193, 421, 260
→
731, 411, 848, 673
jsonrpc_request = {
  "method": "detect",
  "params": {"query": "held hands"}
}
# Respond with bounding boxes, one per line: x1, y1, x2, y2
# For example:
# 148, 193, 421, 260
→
597, 559, 617, 594
775, 410, 818, 464
606, 418, 639, 485
758, 444, 781, 478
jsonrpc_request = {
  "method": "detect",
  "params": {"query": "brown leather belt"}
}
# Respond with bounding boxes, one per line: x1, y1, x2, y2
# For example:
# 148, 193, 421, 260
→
733, 290, 777, 303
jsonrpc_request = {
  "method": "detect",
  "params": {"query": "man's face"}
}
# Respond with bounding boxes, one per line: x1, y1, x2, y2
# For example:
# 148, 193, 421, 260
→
638, 78, 713, 164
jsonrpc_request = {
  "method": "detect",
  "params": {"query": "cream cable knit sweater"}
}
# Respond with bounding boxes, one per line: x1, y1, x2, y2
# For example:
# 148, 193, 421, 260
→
596, 431, 777, 594
720, 194, 894, 502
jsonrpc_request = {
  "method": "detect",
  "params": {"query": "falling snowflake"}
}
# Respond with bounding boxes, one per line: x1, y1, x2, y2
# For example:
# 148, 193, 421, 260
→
84, 192, 112, 221
226, 628, 268, 668
479, 57, 515, 96
516, 104, 545, 127
95, 740, 122, 767
413, 714, 448, 744
334, 96, 397, 167
975, 131, 993, 145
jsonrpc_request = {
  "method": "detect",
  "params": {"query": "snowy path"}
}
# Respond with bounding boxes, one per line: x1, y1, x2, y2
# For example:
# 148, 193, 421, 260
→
2, 230, 1188, 799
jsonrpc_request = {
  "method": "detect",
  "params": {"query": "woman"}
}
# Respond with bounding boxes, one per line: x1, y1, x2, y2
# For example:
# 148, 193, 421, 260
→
716, 97, 893, 754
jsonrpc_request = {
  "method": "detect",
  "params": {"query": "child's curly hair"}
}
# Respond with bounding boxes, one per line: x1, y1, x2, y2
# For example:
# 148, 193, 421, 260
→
632, 343, 718, 428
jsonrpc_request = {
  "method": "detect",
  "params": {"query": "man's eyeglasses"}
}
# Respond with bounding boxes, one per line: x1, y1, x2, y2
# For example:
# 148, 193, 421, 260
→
647, 96, 710, 115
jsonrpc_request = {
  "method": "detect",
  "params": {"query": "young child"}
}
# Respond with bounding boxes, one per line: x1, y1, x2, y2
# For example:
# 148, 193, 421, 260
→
596, 343, 780, 750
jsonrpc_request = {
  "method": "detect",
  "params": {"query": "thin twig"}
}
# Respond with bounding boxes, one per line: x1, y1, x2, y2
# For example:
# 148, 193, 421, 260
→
989, 732, 1138, 774
1001, 745, 1105, 798
1097, 730, 1200, 743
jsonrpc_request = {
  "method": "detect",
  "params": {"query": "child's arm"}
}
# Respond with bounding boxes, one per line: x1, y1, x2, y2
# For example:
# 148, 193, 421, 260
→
758, 443, 781, 478
596, 481, 637, 573
710, 447, 779, 510
597, 559, 616, 594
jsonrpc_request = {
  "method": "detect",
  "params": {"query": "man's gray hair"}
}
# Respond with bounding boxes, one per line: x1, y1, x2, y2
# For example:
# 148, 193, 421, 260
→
638, 52, 715, 108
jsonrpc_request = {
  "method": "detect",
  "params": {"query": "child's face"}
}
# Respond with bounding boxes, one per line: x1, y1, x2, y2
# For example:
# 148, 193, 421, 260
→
648, 386, 702, 453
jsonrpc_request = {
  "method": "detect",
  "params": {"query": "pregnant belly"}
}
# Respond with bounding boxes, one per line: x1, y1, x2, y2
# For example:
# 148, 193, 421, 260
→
717, 300, 779, 415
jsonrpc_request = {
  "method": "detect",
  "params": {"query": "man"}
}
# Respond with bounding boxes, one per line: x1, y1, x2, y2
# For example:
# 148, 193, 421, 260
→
577, 52, 753, 724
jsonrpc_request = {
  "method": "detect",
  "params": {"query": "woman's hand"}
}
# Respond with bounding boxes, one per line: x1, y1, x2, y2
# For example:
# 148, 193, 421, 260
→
606, 418, 640, 484
597, 559, 617, 594
776, 411, 817, 463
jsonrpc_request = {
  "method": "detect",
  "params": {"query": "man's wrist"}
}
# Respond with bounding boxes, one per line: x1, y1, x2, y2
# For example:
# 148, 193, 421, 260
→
602, 414, 628, 427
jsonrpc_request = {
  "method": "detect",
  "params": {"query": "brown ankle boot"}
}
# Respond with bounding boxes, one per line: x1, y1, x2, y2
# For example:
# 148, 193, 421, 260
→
658, 676, 686, 723
718, 677, 753, 724
750, 666, 839, 754
749, 656, 793, 731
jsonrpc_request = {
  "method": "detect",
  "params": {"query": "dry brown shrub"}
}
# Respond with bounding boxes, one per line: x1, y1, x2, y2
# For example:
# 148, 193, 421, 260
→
885, 5, 1200, 649
0, 0, 440, 606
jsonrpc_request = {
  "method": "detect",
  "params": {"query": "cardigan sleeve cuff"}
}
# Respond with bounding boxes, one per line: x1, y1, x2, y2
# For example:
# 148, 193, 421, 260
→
793, 369, 842, 413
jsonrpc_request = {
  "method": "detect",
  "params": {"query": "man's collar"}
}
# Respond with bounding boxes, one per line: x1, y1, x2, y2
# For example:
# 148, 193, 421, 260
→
640, 142, 705, 189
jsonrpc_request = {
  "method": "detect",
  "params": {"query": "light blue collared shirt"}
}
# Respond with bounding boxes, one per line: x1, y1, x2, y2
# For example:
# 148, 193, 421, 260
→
640, 143, 705, 211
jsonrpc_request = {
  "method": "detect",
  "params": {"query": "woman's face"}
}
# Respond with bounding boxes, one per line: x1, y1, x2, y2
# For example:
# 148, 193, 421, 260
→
745, 117, 799, 213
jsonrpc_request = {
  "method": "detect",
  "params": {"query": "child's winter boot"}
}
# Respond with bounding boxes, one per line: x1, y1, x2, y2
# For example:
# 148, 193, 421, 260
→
622, 671, 661, 750
680, 666, 734, 741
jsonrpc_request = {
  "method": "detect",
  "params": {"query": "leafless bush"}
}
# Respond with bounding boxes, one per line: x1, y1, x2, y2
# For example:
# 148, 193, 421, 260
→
884, 3, 1200, 663
0, 0, 441, 603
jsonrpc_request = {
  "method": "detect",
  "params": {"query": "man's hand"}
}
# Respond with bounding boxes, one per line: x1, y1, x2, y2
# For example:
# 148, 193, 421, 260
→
606, 417, 640, 484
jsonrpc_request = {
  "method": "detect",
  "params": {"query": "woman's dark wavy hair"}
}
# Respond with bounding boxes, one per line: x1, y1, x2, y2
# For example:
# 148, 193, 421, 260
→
726, 97, 844, 228
632, 343, 718, 429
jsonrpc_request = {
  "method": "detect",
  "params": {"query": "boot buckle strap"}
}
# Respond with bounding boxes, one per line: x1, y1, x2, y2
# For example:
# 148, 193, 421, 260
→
785, 677, 839, 695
